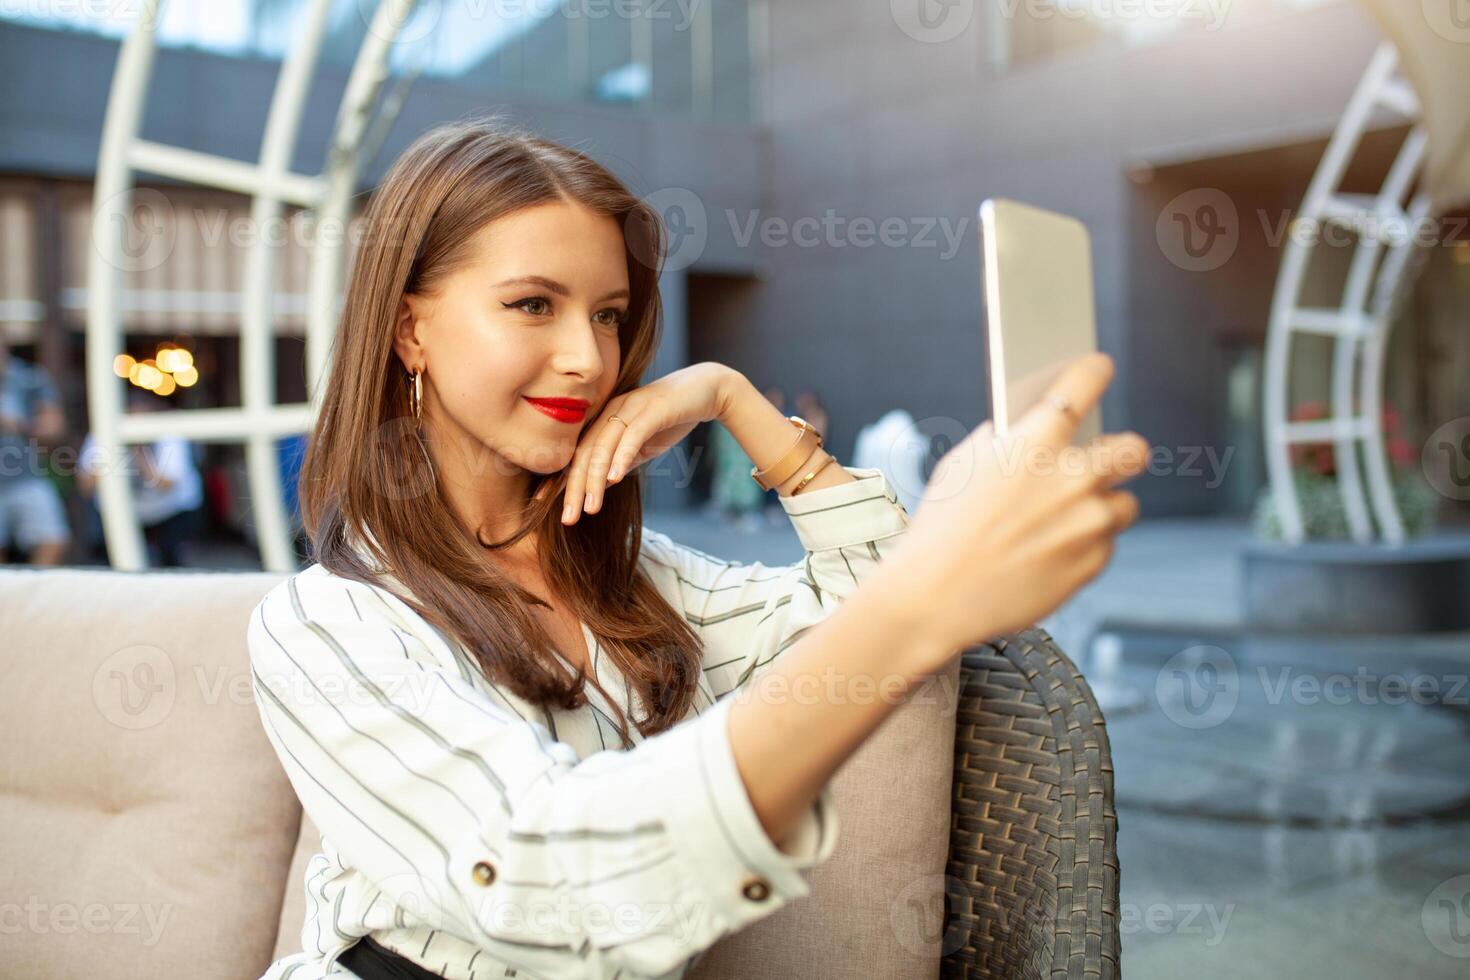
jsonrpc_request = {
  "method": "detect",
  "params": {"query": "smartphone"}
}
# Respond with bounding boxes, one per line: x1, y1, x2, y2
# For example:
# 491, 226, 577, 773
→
979, 198, 1103, 445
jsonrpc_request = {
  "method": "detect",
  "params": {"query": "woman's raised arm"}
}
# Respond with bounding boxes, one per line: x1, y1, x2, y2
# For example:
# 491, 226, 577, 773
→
723, 353, 1149, 858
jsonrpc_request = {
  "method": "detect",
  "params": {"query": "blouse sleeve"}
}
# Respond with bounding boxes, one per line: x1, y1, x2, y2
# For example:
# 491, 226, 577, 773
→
638, 465, 914, 701
248, 567, 842, 980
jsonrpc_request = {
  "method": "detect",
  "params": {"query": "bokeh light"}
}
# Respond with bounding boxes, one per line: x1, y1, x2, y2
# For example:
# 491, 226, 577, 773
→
122, 343, 197, 396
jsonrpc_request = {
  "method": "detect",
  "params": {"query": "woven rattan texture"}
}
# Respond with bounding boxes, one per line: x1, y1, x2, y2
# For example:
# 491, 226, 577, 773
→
939, 629, 1121, 980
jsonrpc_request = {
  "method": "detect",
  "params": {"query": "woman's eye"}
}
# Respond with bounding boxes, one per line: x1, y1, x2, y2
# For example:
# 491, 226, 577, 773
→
505, 297, 551, 316
594, 308, 627, 327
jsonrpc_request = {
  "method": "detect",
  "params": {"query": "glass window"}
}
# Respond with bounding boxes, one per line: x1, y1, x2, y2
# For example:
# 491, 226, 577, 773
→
990, 0, 1346, 72
0, 0, 762, 121
710, 0, 755, 123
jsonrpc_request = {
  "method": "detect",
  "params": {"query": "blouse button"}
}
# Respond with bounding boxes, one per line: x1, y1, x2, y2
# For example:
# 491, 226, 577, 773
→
471, 860, 497, 887
741, 876, 771, 902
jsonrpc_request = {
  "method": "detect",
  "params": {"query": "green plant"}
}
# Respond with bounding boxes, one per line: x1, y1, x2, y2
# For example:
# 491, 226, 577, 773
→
1253, 468, 1439, 541
1254, 399, 1438, 541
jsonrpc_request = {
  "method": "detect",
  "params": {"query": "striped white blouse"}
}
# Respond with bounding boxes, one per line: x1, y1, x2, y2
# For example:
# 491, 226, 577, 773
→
249, 465, 913, 980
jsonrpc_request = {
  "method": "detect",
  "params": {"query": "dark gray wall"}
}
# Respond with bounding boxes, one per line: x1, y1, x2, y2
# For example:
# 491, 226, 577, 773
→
0, 20, 768, 265
737, 0, 1383, 516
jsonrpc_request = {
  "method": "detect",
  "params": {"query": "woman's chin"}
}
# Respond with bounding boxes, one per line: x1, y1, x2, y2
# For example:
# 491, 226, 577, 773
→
515, 443, 577, 476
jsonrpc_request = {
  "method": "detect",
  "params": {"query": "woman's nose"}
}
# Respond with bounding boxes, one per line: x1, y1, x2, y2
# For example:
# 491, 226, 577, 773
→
554, 318, 607, 379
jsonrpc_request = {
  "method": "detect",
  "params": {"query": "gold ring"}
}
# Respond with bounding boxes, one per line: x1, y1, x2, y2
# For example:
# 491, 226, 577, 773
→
1047, 394, 1079, 422
609, 415, 628, 426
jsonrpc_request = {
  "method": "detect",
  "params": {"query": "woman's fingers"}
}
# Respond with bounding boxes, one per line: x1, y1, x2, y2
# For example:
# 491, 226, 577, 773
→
605, 423, 649, 485
565, 399, 649, 523
1014, 351, 1114, 446
1084, 431, 1151, 489
1044, 431, 1148, 503
1025, 486, 1139, 561
1098, 488, 1141, 534
563, 402, 627, 524
1066, 495, 1138, 588
582, 412, 643, 517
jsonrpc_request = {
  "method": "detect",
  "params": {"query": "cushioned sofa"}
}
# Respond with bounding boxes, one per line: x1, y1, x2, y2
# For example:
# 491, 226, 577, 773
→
0, 565, 1119, 980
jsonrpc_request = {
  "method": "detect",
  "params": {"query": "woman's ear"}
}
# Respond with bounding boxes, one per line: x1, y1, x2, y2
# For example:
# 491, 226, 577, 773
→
392, 293, 428, 373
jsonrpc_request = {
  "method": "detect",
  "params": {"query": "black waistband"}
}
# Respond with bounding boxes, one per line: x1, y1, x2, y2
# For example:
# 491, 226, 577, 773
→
336, 935, 448, 980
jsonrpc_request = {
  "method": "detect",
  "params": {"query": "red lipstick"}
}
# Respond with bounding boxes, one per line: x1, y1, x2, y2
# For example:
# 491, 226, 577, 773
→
524, 397, 589, 424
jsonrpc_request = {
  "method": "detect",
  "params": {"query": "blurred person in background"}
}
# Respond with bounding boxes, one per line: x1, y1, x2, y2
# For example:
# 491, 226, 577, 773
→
78, 390, 204, 567
709, 420, 767, 533
853, 408, 929, 518
710, 388, 771, 532
0, 344, 71, 565
278, 432, 311, 561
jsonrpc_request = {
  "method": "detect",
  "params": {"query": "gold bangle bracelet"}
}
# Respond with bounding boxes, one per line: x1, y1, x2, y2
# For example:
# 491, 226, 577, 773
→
791, 449, 837, 495
750, 415, 823, 491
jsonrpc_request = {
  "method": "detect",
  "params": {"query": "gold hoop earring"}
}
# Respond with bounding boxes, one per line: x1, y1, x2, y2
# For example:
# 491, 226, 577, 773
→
410, 369, 423, 423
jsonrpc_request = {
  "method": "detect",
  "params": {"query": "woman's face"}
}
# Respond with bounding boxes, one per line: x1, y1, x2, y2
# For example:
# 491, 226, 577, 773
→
395, 197, 628, 483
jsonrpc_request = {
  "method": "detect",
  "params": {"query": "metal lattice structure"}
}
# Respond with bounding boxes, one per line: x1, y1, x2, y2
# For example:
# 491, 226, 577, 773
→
1261, 42, 1431, 547
88, 0, 420, 570
1265, 0, 1470, 547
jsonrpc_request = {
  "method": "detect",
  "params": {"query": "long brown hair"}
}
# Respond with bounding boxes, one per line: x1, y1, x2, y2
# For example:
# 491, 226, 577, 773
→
299, 116, 704, 747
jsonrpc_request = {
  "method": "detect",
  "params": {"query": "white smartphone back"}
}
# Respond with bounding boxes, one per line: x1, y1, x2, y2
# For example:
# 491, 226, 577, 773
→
979, 198, 1102, 445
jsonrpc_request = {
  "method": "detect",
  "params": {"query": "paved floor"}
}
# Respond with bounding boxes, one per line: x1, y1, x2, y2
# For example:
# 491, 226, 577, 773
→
1105, 629, 1470, 977
160, 504, 1470, 976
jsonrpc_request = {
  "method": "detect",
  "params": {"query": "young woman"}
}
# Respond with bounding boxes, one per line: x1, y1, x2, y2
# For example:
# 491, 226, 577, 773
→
248, 118, 1148, 980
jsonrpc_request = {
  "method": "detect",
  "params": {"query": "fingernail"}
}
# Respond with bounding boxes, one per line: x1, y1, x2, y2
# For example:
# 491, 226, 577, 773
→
562, 505, 572, 523
608, 465, 621, 481
584, 492, 594, 513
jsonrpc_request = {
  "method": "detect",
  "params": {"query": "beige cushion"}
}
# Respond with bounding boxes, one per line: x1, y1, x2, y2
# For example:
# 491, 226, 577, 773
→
691, 656, 961, 980
0, 568, 300, 980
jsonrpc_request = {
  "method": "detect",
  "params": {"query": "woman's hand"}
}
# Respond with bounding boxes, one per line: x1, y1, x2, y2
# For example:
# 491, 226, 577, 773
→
866, 352, 1149, 666
561, 361, 739, 524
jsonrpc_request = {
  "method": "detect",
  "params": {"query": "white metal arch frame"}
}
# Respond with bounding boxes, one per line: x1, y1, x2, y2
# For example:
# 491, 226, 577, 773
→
1262, 42, 1432, 547
1265, 0, 1470, 548
88, 0, 420, 570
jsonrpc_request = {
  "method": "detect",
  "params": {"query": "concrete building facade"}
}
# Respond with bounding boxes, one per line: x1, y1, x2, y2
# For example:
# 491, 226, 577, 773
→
1, 1, 1464, 525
